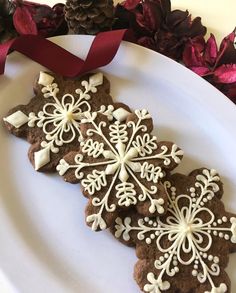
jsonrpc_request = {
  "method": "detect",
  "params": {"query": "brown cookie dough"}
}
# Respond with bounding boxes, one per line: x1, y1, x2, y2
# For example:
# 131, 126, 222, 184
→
114, 168, 236, 293
57, 109, 183, 231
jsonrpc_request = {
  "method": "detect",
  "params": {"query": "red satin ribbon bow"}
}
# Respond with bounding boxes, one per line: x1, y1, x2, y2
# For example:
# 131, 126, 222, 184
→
0, 29, 128, 77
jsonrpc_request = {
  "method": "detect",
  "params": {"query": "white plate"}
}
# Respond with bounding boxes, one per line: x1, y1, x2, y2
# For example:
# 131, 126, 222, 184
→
0, 35, 236, 293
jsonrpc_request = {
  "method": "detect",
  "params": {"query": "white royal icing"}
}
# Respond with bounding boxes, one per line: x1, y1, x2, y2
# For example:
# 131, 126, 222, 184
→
34, 146, 50, 171
144, 273, 170, 293
115, 169, 234, 293
230, 217, 236, 243
4, 72, 105, 170
3, 110, 29, 128
205, 283, 227, 293
112, 107, 130, 122
57, 109, 183, 231
38, 71, 55, 86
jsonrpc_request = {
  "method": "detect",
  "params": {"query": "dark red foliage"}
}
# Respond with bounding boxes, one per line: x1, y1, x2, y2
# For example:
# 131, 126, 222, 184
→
183, 30, 236, 103
0, 0, 17, 43
114, 0, 206, 61
13, 6, 37, 35
13, 0, 68, 37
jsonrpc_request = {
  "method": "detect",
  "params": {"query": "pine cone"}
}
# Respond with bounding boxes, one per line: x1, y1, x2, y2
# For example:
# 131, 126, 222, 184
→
65, 0, 114, 35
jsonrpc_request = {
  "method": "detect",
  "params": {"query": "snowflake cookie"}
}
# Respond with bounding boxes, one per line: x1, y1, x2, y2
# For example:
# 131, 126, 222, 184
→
114, 168, 236, 293
3, 71, 126, 171
57, 109, 183, 231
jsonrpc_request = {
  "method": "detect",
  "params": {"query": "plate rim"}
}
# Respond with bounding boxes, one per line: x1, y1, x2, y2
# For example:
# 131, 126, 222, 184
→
1, 34, 236, 293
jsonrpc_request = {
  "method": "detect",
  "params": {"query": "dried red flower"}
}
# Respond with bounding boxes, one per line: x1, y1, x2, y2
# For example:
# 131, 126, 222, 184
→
114, 0, 206, 61
183, 30, 236, 103
123, 0, 140, 10
13, 0, 68, 38
13, 5, 37, 35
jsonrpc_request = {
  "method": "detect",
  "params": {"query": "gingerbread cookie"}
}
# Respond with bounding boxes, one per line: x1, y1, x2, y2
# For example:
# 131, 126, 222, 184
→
114, 168, 236, 293
57, 109, 183, 231
3, 71, 126, 171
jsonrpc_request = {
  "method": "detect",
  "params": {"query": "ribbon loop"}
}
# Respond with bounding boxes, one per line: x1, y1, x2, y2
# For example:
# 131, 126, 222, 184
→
0, 29, 128, 77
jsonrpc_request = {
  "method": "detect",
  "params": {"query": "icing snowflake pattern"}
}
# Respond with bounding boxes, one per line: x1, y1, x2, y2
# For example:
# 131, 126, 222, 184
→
57, 109, 183, 231
4, 72, 110, 170
115, 169, 236, 293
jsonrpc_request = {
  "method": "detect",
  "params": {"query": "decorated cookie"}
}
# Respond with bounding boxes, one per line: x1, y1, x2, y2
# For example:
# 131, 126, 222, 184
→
114, 168, 236, 293
57, 109, 183, 231
3, 71, 127, 171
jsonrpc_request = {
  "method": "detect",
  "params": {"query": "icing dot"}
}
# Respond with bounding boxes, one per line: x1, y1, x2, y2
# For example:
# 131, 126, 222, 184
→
173, 255, 177, 260
174, 267, 179, 273
194, 260, 199, 264
222, 216, 227, 222
194, 264, 198, 269
164, 253, 169, 259
149, 220, 153, 225
213, 222, 217, 227
160, 256, 165, 262
153, 222, 157, 227
138, 235, 143, 240
190, 187, 195, 192
199, 252, 203, 256
171, 197, 175, 201
144, 217, 149, 222
207, 230, 211, 234
171, 187, 176, 192
208, 255, 213, 261
203, 198, 207, 203
200, 202, 204, 206
217, 219, 222, 224
155, 231, 160, 236
207, 195, 212, 200
224, 234, 230, 240
146, 238, 151, 244
203, 253, 207, 259
192, 198, 196, 203
191, 193, 196, 197
214, 257, 219, 264
173, 261, 178, 266
213, 231, 218, 236
150, 234, 155, 239
192, 270, 198, 277
219, 232, 224, 238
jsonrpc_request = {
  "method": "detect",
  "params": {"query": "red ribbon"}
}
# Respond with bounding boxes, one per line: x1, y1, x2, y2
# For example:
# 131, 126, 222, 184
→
0, 29, 129, 77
